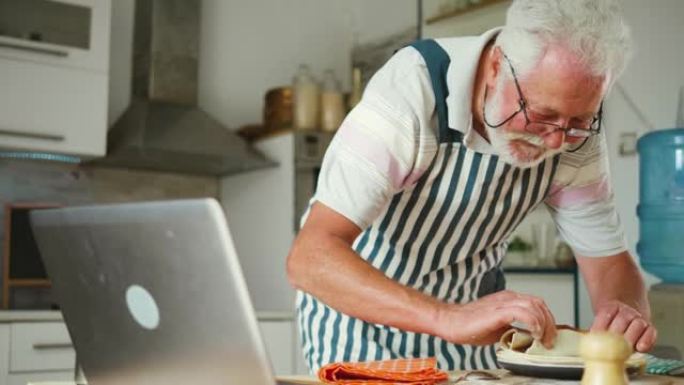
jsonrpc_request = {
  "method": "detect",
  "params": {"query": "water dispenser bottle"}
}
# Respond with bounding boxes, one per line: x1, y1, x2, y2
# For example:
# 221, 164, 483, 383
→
637, 128, 684, 282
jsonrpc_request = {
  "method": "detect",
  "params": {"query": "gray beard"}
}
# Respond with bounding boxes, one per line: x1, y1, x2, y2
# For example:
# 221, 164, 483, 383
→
483, 90, 567, 168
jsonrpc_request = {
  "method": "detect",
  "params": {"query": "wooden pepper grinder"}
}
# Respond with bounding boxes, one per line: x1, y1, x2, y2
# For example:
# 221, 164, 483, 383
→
580, 331, 633, 385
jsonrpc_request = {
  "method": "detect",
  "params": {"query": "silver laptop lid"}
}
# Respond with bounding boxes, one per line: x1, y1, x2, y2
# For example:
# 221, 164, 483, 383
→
30, 198, 277, 385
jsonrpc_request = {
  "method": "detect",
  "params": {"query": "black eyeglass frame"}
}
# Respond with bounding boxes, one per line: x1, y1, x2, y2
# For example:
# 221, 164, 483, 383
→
482, 51, 604, 153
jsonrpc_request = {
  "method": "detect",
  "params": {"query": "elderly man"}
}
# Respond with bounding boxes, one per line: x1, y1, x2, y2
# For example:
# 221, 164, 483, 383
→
287, 0, 656, 372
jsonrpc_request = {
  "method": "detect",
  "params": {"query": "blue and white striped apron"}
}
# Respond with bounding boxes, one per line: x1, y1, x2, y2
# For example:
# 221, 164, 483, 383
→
296, 40, 560, 372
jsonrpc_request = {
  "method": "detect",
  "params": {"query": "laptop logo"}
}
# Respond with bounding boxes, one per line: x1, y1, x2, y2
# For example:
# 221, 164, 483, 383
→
125, 285, 160, 330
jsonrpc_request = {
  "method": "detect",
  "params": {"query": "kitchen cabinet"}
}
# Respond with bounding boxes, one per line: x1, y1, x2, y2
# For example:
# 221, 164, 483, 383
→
220, 132, 333, 314
505, 268, 579, 327
0, 313, 303, 383
257, 313, 311, 375
0, 0, 112, 72
649, 284, 684, 358
9, 371, 73, 385
0, 318, 75, 385
0, 315, 304, 381
259, 317, 298, 376
0, 0, 134, 158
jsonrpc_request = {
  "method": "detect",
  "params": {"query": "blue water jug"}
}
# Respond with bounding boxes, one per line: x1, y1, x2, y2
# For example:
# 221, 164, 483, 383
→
637, 128, 684, 282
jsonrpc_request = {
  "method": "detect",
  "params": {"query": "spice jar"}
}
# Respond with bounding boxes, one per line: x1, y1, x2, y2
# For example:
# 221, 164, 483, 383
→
320, 69, 345, 132
293, 64, 320, 130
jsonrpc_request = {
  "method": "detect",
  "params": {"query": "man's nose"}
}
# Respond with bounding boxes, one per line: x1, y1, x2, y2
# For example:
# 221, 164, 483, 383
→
544, 130, 565, 149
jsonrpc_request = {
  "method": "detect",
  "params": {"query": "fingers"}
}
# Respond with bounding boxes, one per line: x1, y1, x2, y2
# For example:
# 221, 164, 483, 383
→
608, 306, 641, 335
499, 305, 547, 338
505, 299, 552, 337
538, 301, 557, 348
591, 301, 620, 331
514, 294, 557, 348
636, 326, 657, 352
592, 301, 657, 353
475, 290, 557, 346
623, 318, 648, 348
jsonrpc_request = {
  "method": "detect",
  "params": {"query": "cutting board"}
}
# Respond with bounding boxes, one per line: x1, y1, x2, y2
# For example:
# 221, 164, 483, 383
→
277, 369, 684, 384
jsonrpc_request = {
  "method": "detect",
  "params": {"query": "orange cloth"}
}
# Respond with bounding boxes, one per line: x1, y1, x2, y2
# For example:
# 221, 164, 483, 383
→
318, 358, 449, 385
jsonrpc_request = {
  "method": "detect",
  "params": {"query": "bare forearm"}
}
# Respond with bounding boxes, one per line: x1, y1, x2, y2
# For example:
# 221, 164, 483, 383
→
288, 203, 559, 347
578, 251, 656, 351
287, 229, 444, 336
579, 251, 651, 319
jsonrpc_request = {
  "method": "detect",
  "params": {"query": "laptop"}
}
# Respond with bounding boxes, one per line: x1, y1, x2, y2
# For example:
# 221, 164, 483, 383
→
30, 198, 300, 385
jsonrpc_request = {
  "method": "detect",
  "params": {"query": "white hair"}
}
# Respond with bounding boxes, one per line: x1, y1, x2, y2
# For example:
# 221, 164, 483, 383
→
496, 0, 633, 85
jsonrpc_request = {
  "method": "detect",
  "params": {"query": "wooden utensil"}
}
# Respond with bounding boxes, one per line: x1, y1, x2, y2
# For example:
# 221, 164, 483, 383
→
580, 331, 632, 385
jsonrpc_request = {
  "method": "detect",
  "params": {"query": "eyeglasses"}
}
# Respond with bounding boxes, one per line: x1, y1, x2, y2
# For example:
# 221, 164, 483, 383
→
482, 51, 603, 152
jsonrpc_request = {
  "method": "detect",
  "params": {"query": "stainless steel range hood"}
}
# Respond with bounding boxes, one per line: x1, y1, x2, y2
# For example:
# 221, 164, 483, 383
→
91, 0, 274, 176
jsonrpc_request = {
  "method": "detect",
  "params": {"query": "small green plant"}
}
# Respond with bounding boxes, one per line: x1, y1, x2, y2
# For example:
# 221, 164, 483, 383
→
508, 236, 533, 252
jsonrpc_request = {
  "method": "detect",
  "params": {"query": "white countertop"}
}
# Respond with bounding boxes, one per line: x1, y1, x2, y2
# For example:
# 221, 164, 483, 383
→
0, 310, 294, 322
0, 310, 64, 322
256, 311, 295, 321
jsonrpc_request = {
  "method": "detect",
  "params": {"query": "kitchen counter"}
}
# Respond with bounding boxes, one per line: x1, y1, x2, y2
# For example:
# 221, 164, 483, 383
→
276, 370, 684, 385
24, 368, 684, 385
0, 310, 294, 323
257, 311, 296, 321
0, 310, 63, 322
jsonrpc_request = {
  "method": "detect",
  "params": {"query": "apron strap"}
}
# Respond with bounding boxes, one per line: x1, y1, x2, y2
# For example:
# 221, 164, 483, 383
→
411, 40, 507, 298
409, 39, 462, 144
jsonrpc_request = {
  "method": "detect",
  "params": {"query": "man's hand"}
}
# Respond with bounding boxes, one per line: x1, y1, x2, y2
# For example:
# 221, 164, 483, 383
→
591, 300, 657, 352
434, 290, 557, 347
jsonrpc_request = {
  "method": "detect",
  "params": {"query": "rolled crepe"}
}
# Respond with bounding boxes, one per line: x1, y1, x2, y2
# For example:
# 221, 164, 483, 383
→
497, 326, 646, 371
500, 325, 585, 357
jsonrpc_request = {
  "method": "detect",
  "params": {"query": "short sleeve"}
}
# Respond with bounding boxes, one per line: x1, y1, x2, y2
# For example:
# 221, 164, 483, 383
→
312, 47, 439, 230
544, 133, 628, 257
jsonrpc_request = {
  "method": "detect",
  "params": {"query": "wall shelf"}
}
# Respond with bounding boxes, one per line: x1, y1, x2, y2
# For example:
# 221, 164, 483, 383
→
426, 0, 508, 25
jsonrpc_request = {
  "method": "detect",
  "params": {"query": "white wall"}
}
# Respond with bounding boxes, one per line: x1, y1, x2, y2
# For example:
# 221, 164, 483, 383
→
605, 0, 684, 269
422, 0, 510, 38
198, 0, 416, 130
198, 0, 417, 311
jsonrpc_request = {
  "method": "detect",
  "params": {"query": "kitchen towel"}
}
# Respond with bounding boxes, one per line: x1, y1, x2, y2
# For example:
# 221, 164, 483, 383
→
317, 357, 448, 385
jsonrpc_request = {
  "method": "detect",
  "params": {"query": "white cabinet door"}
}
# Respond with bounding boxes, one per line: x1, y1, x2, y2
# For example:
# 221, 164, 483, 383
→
505, 273, 576, 326
8, 370, 73, 385
0, 0, 111, 73
10, 322, 75, 373
0, 0, 134, 158
0, 58, 107, 157
0, 325, 9, 381
258, 320, 295, 376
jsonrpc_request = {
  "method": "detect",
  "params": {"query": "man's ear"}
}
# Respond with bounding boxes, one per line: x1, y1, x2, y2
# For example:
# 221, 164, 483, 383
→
486, 46, 504, 88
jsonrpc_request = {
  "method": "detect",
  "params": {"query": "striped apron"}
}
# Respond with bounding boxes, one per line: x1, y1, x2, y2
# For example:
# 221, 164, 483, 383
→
296, 39, 560, 372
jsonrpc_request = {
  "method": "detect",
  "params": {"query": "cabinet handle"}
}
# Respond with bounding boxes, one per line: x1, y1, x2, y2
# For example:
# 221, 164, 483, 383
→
33, 342, 73, 350
0, 41, 69, 57
0, 129, 65, 142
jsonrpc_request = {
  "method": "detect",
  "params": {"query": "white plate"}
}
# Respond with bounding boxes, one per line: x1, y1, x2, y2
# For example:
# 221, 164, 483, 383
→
496, 349, 645, 380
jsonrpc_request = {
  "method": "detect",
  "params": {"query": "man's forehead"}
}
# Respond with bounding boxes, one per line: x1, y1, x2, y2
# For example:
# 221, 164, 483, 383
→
524, 45, 606, 85
521, 77, 604, 118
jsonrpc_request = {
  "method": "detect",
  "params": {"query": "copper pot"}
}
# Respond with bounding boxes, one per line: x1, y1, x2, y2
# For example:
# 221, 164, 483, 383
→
264, 87, 293, 130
